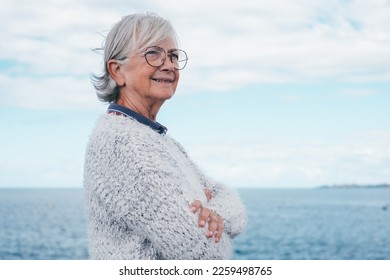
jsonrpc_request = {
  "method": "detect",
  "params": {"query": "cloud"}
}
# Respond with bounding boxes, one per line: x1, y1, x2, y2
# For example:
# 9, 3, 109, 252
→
2, 0, 388, 189
186, 130, 390, 188
1, 0, 390, 109
170, 0, 390, 90
340, 88, 379, 97
0, 73, 99, 109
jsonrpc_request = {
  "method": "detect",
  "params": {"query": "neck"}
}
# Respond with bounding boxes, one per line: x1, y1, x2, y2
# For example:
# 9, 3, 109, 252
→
117, 94, 164, 121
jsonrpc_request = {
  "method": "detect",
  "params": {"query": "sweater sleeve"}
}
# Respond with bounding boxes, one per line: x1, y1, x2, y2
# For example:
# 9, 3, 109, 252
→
85, 124, 232, 260
169, 139, 247, 239
204, 176, 247, 239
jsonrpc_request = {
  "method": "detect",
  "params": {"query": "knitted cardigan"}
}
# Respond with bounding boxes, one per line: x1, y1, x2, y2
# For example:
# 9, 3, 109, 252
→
83, 114, 246, 259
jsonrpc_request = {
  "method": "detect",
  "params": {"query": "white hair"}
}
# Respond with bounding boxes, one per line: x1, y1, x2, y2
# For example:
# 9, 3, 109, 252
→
91, 12, 178, 103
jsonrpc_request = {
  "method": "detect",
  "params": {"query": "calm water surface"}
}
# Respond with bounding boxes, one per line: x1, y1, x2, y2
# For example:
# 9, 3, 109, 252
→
0, 188, 389, 260
235, 188, 390, 259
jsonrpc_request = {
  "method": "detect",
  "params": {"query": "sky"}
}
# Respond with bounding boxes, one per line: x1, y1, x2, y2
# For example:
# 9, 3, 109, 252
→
0, 0, 389, 189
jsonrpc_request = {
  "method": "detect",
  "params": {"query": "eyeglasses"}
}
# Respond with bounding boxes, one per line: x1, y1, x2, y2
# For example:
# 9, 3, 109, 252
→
141, 46, 188, 70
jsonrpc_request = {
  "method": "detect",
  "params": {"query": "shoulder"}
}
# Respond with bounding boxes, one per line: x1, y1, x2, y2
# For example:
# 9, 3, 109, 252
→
88, 114, 166, 147
90, 114, 143, 139
86, 114, 180, 169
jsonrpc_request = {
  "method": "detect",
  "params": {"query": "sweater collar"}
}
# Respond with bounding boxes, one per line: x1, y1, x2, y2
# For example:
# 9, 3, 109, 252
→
107, 103, 168, 135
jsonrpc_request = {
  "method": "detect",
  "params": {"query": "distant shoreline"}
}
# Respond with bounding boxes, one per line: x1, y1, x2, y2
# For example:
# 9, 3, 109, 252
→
318, 184, 390, 189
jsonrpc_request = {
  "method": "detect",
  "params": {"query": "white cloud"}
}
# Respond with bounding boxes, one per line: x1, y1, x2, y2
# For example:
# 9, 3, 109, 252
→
0, 73, 99, 109
1, 0, 390, 108
186, 130, 390, 188
340, 88, 379, 97
170, 0, 390, 90
2, 0, 388, 189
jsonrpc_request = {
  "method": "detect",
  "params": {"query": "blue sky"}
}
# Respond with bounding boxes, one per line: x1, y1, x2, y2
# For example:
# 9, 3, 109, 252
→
1, 0, 389, 188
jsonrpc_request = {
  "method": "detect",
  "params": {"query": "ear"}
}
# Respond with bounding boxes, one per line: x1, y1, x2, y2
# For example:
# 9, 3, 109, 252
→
107, 59, 125, 86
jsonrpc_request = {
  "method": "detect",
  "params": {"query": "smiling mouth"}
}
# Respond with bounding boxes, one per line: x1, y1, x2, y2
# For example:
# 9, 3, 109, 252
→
151, 78, 174, 83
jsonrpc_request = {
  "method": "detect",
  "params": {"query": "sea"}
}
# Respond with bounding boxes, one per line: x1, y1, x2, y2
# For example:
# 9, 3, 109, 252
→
1, 188, 389, 260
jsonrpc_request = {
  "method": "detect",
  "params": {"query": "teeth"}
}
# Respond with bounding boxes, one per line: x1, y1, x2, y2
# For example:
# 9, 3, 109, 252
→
153, 78, 172, 83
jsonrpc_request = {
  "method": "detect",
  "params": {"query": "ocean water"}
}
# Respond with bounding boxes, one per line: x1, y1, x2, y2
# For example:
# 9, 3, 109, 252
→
0, 188, 389, 260
234, 188, 390, 259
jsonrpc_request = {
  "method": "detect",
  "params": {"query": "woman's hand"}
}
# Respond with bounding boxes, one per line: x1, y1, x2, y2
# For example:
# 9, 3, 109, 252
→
204, 189, 213, 202
190, 200, 223, 242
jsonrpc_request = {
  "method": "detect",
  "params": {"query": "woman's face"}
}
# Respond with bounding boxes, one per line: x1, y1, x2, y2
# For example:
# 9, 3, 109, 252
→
120, 37, 180, 103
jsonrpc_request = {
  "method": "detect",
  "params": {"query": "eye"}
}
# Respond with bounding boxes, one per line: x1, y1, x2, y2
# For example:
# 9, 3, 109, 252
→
144, 47, 162, 59
145, 49, 159, 55
169, 51, 179, 61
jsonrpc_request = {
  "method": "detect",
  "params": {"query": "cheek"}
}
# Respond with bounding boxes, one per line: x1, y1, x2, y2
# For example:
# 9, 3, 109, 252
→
126, 62, 155, 82
174, 73, 180, 87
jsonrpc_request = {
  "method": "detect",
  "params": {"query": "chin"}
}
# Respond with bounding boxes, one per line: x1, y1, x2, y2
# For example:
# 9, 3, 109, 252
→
163, 92, 175, 100
154, 89, 176, 100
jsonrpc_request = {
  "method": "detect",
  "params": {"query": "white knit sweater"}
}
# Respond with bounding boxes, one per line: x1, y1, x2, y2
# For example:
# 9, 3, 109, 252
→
83, 114, 246, 259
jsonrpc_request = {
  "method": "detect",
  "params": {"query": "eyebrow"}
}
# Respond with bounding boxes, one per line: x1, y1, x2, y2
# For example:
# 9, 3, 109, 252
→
147, 46, 178, 52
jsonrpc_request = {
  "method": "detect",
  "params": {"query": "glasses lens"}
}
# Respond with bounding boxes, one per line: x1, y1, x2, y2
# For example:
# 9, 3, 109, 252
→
144, 47, 188, 70
144, 47, 165, 67
169, 50, 188, 70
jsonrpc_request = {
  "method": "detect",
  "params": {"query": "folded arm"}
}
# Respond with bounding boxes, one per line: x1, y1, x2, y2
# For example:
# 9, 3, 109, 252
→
170, 139, 247, 239
203, 177, 247, 239
86, 135, 232, 259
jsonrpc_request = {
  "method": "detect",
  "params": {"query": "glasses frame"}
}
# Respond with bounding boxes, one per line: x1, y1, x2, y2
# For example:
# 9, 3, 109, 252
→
141, 46, 188, 70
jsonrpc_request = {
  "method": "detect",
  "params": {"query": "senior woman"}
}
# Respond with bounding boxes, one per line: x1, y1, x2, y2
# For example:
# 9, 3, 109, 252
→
84, 12, 246, 260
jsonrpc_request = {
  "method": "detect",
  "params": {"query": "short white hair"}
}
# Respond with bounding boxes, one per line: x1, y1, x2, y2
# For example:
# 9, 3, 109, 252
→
91, 12, 178, 103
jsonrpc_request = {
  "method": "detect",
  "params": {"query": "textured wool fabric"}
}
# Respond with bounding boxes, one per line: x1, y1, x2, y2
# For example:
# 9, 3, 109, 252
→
83, 114, 246, 259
